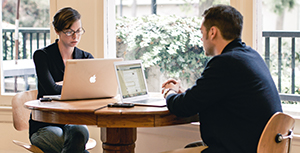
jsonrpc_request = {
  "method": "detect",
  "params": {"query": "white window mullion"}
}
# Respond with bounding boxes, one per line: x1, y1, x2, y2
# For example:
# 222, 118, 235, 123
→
0, 3, 3, 94
104, 0, 116, 58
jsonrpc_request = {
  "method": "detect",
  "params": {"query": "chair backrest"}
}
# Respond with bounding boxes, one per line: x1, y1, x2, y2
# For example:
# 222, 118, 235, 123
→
12, 90, 38, 131
257, 112, 295, 153
11, 89, 97, 152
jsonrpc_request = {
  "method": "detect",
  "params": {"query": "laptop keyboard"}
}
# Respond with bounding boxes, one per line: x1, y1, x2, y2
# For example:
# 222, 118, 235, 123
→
133, 98, 164, 104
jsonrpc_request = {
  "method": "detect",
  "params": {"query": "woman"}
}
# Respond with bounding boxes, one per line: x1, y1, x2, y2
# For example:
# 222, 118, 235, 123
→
30, 7, 93, 153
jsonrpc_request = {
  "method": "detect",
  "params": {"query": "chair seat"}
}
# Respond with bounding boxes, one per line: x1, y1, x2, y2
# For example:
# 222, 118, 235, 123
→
13, 140, 44, 153
13, 138, 96, 152
86, 138, 97, 150
161, 146, 208, 153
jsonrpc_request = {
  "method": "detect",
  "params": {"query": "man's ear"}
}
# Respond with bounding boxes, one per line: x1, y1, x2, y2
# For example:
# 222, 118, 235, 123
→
210, 26, 217, 39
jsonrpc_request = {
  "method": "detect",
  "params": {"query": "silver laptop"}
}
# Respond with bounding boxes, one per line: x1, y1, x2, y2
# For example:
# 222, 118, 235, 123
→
44, 58, 123, 100
114, 60, 166, 107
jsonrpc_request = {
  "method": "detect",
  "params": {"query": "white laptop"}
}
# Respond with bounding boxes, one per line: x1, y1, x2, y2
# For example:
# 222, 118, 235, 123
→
114, 60, 166, 107
44, 58, 123, 100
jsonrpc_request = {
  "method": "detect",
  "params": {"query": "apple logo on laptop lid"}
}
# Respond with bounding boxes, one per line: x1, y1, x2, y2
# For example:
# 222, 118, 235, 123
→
89, 75, 96, 83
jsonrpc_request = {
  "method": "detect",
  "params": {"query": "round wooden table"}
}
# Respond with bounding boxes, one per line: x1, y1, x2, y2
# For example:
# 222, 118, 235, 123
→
25, 98, 198, 153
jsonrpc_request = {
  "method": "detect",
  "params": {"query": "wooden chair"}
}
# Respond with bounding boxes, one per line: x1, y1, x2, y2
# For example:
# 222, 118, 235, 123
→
161, 146, 208, 153
161, 112, 295, 153
12, 90, 96, 153
257, 112, 295, 153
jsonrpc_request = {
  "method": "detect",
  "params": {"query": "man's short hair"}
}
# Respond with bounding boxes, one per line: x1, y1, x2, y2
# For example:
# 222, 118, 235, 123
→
202, 5, 243, 40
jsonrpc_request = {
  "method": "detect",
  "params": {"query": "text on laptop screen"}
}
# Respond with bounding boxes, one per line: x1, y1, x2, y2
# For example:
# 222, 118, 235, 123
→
116, 64, 147, 98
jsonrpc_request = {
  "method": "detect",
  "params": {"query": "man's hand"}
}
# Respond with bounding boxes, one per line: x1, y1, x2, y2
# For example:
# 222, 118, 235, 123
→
161, 79, 185, 94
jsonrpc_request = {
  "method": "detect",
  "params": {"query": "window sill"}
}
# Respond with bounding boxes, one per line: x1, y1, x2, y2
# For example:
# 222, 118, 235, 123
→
282, 104, 300, 119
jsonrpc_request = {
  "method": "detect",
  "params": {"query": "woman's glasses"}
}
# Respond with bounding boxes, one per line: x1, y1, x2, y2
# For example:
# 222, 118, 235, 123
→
62, 27, 85, 36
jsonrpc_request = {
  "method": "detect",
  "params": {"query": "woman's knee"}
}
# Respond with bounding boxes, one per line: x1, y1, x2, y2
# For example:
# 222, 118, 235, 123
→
64, 125, 89, 142
32, 126, 64, 140
30, 126, 64, 153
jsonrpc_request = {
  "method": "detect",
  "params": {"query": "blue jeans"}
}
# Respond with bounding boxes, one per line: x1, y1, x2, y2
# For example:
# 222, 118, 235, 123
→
30, 125, 89, 153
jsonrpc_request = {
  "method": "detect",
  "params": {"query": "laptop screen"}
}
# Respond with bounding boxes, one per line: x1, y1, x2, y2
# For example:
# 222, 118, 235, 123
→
115, 63, 148, 98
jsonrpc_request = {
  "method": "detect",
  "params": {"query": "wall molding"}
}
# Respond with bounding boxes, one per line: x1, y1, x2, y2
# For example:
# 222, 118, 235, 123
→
0, 106, 12, 123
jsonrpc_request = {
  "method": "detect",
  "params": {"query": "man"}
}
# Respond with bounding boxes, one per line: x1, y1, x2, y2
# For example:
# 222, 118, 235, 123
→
161, 5, 282, 153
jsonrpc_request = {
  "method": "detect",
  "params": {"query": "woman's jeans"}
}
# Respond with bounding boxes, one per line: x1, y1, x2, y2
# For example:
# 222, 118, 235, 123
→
30, 125, 89, 153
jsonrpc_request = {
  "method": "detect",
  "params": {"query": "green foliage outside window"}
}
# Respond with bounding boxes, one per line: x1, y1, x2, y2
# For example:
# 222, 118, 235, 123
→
2, 0, 50, 27
116, 15, 211, 85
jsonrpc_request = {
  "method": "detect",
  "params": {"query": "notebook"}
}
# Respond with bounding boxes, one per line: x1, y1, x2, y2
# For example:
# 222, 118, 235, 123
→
114, 60, 166, 107
43, 58, 123, 100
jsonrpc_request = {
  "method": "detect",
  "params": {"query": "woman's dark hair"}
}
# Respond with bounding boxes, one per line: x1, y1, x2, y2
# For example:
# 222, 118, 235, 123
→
202, 5, 243, 40
52, 7, 81, 32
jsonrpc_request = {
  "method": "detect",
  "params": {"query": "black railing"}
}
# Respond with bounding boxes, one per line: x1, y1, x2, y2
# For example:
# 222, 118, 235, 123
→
2, 28, 50, 92
263, 31, 300, 94
2, 28, 50, 60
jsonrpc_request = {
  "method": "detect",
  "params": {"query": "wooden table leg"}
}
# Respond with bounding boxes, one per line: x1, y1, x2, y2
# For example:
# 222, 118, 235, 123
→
101, 127, 137, 153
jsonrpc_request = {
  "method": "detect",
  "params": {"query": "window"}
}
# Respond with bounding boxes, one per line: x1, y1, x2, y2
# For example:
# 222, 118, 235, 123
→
262, 0, 300, 96
1, 0, 50, 94
115, 0, 229, 91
